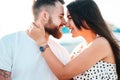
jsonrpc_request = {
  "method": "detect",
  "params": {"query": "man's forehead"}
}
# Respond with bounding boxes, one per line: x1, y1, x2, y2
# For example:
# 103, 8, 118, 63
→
52, 6, 64, 16
55, 1, 64, 10
44, 1, 64, 16
55, 1, 63, 7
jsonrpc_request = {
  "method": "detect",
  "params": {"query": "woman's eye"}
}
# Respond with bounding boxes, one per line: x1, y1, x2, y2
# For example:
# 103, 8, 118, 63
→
68, 17, 72, 19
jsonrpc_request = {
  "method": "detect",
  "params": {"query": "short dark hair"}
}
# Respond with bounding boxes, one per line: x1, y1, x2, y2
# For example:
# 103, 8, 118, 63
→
32, 0, 65, 20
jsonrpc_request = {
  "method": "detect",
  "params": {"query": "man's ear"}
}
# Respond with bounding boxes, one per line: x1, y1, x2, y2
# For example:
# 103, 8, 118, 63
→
40, 10, 49, 23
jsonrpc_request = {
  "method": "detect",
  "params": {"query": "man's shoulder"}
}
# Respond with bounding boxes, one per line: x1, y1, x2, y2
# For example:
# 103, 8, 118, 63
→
0, 31, 25, 43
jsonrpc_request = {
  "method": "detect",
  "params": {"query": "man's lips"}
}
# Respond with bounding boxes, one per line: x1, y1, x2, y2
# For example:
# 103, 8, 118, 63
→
58, 25, 62, 29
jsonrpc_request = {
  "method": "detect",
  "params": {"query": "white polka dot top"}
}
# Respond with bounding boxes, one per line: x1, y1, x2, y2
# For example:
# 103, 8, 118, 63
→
73, 60, 118, 80
70, 43, 118, 80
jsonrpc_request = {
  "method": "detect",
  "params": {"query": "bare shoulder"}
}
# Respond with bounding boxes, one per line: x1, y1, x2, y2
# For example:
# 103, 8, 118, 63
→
94, 36, 109, 44
93, 36, 110, 48
0, 69, 11, 80
92, 36, 111, 54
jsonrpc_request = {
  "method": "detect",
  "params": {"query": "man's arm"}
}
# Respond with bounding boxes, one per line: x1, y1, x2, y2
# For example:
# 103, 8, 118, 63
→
0, 69, 11, 80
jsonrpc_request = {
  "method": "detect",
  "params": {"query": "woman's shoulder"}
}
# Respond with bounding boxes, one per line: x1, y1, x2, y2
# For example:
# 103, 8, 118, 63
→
91, 36, 112, 56
92, 36, 110, 48
94, 36, 109, 44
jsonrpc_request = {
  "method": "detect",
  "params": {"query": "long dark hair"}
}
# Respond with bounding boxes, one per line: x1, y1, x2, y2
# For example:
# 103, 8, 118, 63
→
67, 0, 120, 79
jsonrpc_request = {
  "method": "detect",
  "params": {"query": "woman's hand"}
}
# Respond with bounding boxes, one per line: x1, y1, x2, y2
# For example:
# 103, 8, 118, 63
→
27, 22, 47, 46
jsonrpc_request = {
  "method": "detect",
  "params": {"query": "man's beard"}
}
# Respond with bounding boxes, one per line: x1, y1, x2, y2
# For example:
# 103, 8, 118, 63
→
45, 18, 62, 39
45, 26, 62, 39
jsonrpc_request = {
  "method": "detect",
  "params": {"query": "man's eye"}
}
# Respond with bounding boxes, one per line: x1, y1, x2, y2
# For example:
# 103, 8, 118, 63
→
60, 16, 63, 19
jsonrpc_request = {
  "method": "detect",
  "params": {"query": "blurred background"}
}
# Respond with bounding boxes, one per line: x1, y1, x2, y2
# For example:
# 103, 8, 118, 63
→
0, 0, 120, 53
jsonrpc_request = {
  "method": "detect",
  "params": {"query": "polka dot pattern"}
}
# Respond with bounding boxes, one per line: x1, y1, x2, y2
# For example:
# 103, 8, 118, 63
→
73, 61, 118, 80
70, 43, 118, 80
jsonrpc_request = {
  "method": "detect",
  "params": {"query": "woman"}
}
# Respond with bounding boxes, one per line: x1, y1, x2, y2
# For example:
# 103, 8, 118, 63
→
30, 0, 120, 80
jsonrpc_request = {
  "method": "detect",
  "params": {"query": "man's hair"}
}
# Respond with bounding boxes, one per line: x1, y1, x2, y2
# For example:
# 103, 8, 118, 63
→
32, 0, 65, 20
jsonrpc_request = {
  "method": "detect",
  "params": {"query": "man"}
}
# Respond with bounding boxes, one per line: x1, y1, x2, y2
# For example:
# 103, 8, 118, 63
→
0, 0, 69, 80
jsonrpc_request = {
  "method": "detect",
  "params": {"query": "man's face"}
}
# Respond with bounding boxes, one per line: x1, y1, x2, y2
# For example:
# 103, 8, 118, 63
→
45, 1, 66, 39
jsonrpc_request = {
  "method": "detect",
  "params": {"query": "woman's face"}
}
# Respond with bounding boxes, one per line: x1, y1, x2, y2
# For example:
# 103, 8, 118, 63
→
66, 11, 81, 37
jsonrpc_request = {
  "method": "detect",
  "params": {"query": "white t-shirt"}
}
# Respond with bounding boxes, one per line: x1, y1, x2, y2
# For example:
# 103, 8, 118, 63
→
0, 31, 69, 80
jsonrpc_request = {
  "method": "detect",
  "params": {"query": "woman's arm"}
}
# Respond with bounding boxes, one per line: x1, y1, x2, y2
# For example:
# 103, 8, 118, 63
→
27, 23, 110, 80
42, 37, 109, 80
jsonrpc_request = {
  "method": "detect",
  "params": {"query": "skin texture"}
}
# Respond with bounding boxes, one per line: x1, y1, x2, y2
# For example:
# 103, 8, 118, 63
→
0, 69, 11, 80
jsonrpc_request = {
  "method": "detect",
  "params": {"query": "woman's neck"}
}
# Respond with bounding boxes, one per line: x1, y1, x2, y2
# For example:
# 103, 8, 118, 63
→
83, 32, 97, 44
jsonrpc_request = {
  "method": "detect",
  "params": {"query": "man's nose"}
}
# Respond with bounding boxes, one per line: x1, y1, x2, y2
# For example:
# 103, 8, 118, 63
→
65, 22, 69, 28
61, 18, 67, 25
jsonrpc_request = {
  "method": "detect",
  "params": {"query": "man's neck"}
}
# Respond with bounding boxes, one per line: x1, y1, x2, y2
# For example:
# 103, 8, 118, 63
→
45, 32, 50, 41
